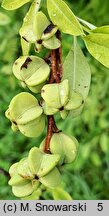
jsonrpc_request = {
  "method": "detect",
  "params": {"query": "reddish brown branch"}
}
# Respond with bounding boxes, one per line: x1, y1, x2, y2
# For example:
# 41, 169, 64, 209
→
51, 50, 60, 83
44, 116, 54, 153
49, 68, 55, 84
44, 116, 60, 153
44, 31, 63, 153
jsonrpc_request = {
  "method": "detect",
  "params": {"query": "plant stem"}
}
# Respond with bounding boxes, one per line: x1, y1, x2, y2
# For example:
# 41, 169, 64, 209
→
44, 31, 63, 153
51, 50, 60, 83
44, 116, 54, 153
44, 115, 60, 153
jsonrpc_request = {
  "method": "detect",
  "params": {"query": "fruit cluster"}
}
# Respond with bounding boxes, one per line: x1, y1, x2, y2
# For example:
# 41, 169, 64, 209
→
5, 79, 83, 138
9, 133, 78, 198
3, 0, 91, 199
3, 0, 109, 200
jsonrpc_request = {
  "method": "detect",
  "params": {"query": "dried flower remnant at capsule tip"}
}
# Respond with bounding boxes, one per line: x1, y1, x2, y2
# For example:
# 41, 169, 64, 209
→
20, 57, 32, 70
37, 39, 42, 44
34, 175, 39, 180
59, 106, 64, 111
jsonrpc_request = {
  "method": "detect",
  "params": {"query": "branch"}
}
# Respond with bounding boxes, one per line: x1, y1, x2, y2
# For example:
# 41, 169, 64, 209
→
51, 50, 60, 83
44, 116, 54, 153
44, 31, 63, 153
44, 116, 61, 153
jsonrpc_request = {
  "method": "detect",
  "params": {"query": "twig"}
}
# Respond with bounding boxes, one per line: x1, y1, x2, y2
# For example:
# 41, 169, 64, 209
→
44, 31, 63, 153
44, 116, 54, 153
44, 116, 60, 153
51, 50, 60, 83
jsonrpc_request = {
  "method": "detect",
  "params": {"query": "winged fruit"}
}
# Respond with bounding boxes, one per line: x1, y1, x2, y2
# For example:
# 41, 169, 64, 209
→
5, 92, 45, 137
9, 147, 61, 198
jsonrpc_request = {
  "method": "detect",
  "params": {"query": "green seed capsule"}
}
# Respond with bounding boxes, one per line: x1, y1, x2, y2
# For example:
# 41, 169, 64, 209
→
18, 114, 45, 138
21, 188, 42, 200
13, 55, 50, 87
40, 139, 64, 165
28, 82, 46, 94
41, 80, 69, 109
52, 187, 72, 200
32, 179, 40, 191
28, 147, 60, 178
17, 158, 34, 180
40, 167, 61, 189
8, 144, 61, 198
19, 0, 41, 43
8, 174, 28, 186
8, 164, 34, 198
42, 36, 61, 50
33, 12, 50, 40
21, 37, 31, 56
12, 181, 34, 198
65, 91, 83, 110
9, 162, 29, 186
8, 92, 43, 124
42, 101, 58, 115
28, 147, 43, 175
37, 154, 60, 178
9, 163, 19, 176
60, 109, 69, 119
50, 132, 78, 165
6, 92, 45, 138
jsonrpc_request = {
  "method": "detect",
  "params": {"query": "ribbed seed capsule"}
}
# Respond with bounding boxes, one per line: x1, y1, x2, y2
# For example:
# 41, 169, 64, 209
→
28, 82, 46, 94
19, 0, 41, 43
5, 92, 45, 138
60, 109, 69, 119
33, 11, 60, 50
42, 36, 61, 50
41, 80, 69, 109
28, 147, 60, 178
50, 132, 78, 165
13, 56, 50, 90
65, 91, 84, 110
42, 101, 58, 115
8, 147, 61, 197
33, 11, 50, 41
